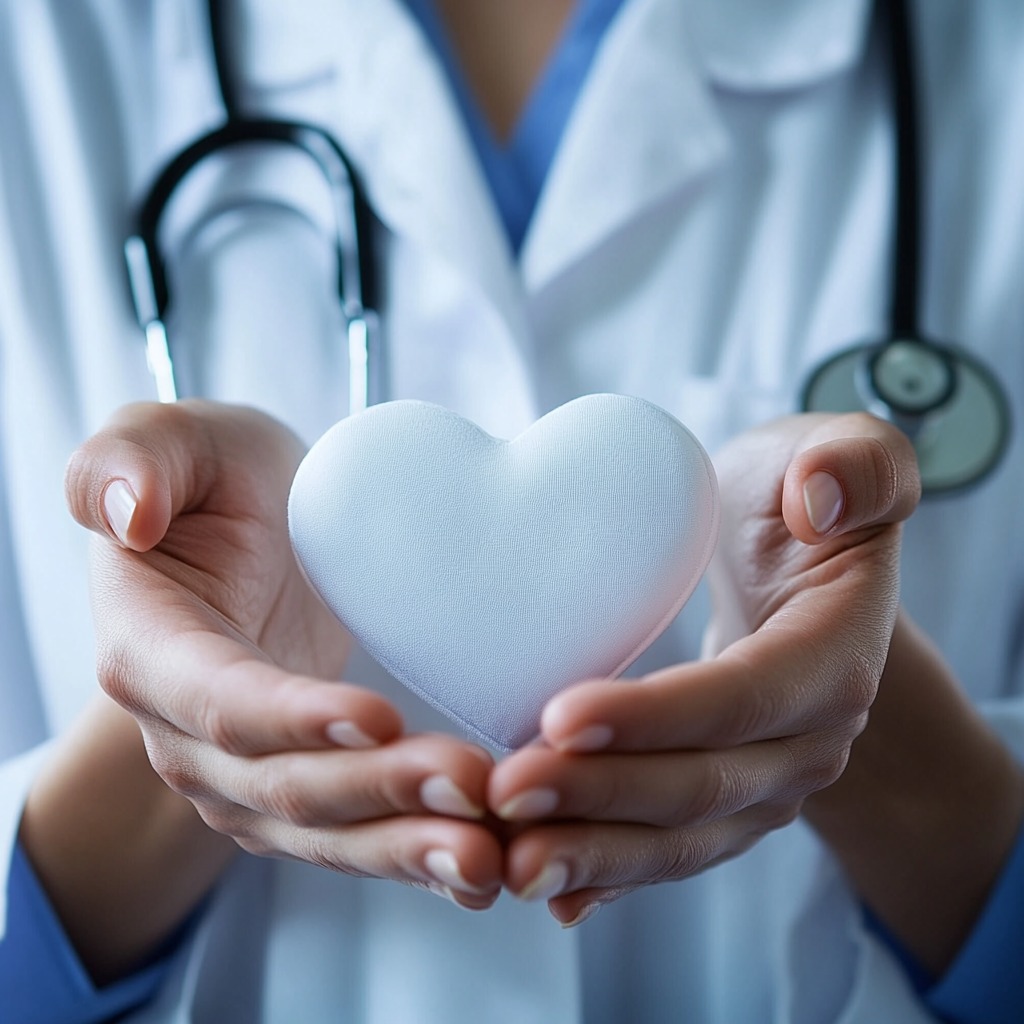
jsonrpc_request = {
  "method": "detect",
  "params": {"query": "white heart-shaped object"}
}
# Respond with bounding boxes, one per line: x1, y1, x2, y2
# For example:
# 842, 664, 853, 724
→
288, 395, 719, 750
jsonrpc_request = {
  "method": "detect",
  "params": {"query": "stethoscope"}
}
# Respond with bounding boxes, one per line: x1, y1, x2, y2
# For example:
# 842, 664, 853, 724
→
800, 0, 1011, 494
124, 0, 1011, 495
123, 0, 380, 417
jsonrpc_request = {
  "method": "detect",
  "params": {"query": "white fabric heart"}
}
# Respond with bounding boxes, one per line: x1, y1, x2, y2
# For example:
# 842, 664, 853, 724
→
288, 395, 719, 750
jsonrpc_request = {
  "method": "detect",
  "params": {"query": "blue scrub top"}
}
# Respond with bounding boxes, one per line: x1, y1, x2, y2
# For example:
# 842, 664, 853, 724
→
403, 0, 627, 253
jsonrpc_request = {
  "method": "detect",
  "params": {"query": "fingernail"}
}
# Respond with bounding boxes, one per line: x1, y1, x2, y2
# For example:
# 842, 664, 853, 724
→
326, 720, 378, 749
803, 471, 844, 534
424, 849, 489, 895
559, 902, 603, 929
497, 787, 559, 820
102, 479, 137, 545
518, 860, 569, 902
420, 775, 484, 819
426, 883, 471, 911
556, 724, 613, 753
427, 883, 492, 912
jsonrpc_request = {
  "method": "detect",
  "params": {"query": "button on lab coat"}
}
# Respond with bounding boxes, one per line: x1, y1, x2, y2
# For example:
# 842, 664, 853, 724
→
0, 0, 1022, 1021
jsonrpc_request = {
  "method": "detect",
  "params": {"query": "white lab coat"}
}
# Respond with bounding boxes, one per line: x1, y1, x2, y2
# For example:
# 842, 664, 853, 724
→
0, 0, 1022, 1020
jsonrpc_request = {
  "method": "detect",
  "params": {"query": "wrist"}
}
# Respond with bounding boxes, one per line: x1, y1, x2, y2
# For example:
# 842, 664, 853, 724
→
803, 611, 1024, 974
20, 694, 236, 985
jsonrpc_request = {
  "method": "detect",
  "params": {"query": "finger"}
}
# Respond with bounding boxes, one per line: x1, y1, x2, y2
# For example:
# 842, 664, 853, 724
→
781, 412, 921, 542
65, 400, 303, 550
504, 800, 799, 913
177, 733, 494, 827
542, 508, 899, 753
243, 814, 504, 904
112, 631, 403, 755
539, 620, 878, 753
488, 733, 843, 827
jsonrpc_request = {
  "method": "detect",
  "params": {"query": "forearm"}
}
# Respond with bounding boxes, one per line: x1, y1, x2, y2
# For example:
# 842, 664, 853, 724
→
802, 610, 1024, 976
18, 693, 238, 986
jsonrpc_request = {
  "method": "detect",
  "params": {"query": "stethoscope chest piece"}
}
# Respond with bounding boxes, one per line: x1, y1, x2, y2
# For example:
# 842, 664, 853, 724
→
802, 336, 1011, 494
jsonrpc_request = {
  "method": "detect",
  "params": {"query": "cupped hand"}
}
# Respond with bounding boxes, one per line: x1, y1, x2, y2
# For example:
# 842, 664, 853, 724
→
488, 413, 921, 925
66, 400, 501, 907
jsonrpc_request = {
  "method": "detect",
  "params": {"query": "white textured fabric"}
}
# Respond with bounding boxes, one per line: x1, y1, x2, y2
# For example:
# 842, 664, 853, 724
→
289, 395, 719, 749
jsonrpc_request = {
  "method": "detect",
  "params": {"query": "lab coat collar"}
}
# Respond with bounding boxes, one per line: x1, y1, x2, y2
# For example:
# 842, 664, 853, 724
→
522, 0, 874, 290
691, 0, 874, 92
232, 0, 529, 349
521, 0, 727, 290
321, 0, 530, 343
236, 0, 873, 324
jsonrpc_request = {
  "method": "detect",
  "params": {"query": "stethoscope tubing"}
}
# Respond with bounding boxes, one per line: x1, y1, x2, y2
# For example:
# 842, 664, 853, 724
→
125, 0, 1011, 493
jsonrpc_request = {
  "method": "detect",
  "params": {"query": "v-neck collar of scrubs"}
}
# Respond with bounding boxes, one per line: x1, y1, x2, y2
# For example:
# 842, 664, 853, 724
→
403, 0, 627, 255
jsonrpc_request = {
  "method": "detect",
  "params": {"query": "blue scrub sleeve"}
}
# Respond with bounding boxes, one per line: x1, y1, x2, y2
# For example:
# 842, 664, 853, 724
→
0, 840, 170, 1024
867, 818, 1024, 1024
925, 819, 1024, 1024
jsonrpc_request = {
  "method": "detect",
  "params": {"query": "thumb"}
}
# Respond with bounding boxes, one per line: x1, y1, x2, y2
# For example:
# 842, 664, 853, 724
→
64, 400, 302, 552
782, 413, 922, 543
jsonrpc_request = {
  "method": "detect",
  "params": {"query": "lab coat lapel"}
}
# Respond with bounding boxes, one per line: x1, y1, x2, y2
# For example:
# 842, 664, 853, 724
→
522, 0, 873, 293
326, 0, 529, 345
521, 0, 729, 293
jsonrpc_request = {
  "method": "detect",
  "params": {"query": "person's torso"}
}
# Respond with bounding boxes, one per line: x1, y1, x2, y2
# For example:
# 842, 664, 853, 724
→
1, 1, 1022, 1020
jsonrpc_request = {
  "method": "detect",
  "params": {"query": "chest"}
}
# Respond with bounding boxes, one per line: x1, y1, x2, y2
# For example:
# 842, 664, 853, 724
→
423, 0, 578, 140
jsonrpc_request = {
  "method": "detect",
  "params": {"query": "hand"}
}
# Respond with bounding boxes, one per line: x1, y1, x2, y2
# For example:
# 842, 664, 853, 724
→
487, 413, 920, 925
66, 401, 502, 909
